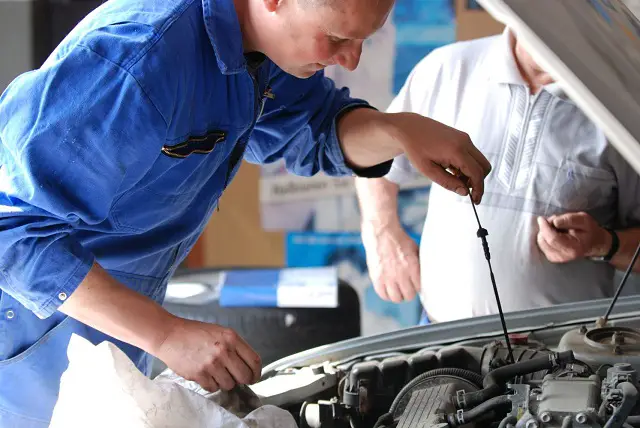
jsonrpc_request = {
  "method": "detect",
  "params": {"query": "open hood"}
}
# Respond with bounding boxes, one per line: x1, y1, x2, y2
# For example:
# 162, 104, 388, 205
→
477, 0, 640, 176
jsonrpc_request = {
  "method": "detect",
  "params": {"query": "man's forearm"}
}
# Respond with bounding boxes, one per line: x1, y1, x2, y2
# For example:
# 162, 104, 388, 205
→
59, 261, 175, 355
611, 228, 640, 272
355, 176, 402, 229
338, 108, 402, 169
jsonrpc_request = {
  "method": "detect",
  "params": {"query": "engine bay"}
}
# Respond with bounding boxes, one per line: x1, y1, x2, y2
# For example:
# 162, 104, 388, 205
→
250, 215, 640, 428
253, 323, 640, 428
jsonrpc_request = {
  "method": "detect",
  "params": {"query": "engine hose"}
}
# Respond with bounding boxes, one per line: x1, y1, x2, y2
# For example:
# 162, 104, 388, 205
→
458, 351, 575, 410
498, 415, 517, 428
388, 368, 484, 415
447, 395, 511, 427
604, 382, 639, 428
562, 416, 572, 428
626, 416, 640, 426
372, 412, 393, 428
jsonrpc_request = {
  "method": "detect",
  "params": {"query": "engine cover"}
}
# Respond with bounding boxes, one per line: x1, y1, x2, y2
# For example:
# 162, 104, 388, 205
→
393, 375, 479, 428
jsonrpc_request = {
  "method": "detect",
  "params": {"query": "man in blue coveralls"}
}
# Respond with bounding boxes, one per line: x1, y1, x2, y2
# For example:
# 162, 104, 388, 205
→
0, 0, 491, 425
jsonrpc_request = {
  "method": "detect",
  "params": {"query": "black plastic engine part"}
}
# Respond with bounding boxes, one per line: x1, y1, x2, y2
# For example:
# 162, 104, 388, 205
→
390, 369, 484, 417
447, 395, 512, 427
479, 341, 552, 379
342, 346, 484, 413
342, 344, 556, 414
382, 373, 481, 428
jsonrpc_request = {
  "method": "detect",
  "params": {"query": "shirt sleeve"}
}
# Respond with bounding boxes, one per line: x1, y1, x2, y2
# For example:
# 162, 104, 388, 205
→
0, 45, 167, 319
244, 63, 392, 178
383, 62, 423, 185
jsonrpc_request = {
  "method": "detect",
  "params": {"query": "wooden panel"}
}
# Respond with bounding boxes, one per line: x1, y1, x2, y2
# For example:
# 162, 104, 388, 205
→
455, 0, 505, 41
186, 161, 285, 268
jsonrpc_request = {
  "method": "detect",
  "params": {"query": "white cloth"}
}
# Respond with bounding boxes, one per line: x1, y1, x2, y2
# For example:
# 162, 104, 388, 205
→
49, 334, 298, 428
385, 29, 640, 323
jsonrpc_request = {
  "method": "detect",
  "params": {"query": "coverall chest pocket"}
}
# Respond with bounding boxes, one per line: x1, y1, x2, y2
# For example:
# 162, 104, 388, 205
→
545, 160, 617, 221
112, 127, 238, 232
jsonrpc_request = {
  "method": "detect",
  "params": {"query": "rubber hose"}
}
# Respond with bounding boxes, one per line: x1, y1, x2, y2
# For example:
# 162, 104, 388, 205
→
372, 412, 393, 428
460, 351, 574, 409
447, 395, 511, 427
388, 368, 484, 415
626, 416, 640, 426
498, 415, 517, 428
605, 382, 639, 428
562, 416, 572, 428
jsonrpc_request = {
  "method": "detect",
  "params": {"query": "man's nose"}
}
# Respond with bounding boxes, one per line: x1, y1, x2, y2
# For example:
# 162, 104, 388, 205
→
336, 41, 363, 71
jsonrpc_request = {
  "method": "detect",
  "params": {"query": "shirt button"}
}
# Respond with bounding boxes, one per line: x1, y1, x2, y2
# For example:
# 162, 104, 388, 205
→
6, 310, 15, 320
58, 292, 68, 301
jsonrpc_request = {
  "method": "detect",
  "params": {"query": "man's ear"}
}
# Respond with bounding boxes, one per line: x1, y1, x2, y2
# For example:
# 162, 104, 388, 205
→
263, 0, 281, 13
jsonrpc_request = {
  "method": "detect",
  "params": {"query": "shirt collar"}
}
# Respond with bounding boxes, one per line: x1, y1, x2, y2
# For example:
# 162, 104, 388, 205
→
486, 27, 569, 100
486, 27, 528, 86
201, 0, 247, 75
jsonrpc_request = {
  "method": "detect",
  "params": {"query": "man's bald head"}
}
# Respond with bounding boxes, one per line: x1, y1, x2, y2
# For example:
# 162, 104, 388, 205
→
297, 0, 341, 10
248, 0, 392, 78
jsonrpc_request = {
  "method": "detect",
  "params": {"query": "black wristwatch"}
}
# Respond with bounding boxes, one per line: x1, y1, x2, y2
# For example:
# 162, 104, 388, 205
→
591, 228, 620, 262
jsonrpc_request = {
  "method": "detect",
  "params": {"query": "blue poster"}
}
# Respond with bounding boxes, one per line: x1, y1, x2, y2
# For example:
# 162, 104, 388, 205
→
393, 0, 456, 93
286, 231, 424, 336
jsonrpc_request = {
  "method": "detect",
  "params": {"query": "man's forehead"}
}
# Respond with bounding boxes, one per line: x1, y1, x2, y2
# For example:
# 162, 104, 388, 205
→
324, 0, 393, 39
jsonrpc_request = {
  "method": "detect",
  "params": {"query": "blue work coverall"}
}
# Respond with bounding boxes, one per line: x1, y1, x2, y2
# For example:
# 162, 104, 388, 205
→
0, 0, 390, 424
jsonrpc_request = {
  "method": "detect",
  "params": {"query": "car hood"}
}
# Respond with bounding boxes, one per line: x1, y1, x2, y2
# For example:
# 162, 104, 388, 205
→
261, 295, 640, 374
477, 0, 640, 176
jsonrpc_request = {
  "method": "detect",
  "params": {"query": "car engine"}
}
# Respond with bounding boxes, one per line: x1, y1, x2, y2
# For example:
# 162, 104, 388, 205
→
257, 324, 640, 428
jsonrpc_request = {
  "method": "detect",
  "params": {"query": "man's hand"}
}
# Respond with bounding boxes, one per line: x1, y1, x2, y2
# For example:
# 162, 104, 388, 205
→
152, 317, 262, 393
338, 109, 491, 204
386, 113, 491, 204
362, 221, 421, 302
536, 212, 612, 263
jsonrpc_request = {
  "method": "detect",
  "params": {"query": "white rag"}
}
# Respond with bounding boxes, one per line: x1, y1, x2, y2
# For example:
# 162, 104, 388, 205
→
49, 334, 298, 428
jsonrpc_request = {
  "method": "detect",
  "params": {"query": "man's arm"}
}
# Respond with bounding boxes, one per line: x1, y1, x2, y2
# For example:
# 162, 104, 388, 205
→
356, 176, 401, 229
355, 176, 421, 302
338, 108, 489, 203
59, 262, 174, 355
247, 64, 491, 203
59, 262, 261, 391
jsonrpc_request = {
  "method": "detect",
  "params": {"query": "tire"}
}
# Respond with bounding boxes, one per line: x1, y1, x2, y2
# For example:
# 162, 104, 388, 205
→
151, 268, 361, 377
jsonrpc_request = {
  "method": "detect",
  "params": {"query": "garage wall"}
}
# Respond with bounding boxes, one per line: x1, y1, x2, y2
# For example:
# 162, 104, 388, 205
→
198, 163, 286, 268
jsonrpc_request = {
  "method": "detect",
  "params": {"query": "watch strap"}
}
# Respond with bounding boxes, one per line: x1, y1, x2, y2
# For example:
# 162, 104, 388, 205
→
601, 228, 620, 262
